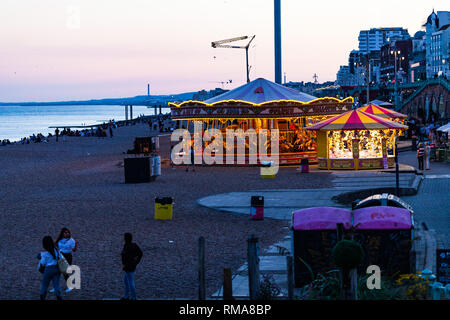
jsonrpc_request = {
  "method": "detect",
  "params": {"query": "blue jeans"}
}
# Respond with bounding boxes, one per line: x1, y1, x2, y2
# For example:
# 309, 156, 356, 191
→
40, 265, 62, 299
123, 272, 136, 299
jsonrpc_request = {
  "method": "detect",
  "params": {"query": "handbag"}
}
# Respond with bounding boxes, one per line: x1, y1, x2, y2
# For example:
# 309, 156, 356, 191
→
38, 264, 45, 274
57, 251, 70, 275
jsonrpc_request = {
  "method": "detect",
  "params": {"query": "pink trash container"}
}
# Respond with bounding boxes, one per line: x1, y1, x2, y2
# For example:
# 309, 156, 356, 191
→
353, 206, 413, 275
291, 207, 352, 287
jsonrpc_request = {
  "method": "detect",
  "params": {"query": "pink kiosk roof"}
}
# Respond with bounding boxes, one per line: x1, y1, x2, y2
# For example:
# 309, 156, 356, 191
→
353, 206, 412, 230
292, 207, 352, 231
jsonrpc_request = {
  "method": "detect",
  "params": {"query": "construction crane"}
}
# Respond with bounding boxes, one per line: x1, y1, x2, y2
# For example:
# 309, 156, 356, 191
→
209, 80, 233, 89
211, 35, 255, 83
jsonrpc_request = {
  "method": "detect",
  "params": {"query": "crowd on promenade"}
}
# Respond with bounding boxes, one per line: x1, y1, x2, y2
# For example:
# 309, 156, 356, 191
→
0, 113, 176, 147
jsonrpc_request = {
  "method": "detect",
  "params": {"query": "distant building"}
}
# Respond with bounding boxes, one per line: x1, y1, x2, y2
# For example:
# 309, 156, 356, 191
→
284, 81, 335, 96
410, 31, 427, 82
358, 28, 411, 53
424, 10, 450, 79
192, 88, 228, 101
380, 39, 412, 84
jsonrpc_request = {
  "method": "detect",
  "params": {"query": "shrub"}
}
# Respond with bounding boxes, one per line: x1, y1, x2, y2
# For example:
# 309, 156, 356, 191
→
331, 240, 365, 270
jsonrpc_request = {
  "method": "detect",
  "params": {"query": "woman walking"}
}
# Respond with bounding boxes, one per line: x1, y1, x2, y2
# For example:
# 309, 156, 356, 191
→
425, 142, 431, 170
121, 233, 143, 300
38, 236, 62, 300
55, 227, 78, 293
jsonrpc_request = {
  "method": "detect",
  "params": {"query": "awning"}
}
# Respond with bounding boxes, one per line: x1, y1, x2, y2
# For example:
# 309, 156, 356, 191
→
305, 109, 408, 131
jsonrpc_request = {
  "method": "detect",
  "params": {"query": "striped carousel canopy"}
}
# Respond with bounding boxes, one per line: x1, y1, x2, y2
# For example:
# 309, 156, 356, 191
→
306, 109, 408, 131
358, 104, 407, 119
204, 77, 317, 104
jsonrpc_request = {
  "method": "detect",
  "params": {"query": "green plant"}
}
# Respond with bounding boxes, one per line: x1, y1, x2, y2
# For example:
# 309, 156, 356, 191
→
302, 270, 341, 300
357, 274, 403, 300
331, 240, 365, 270
259, 273, 281, 300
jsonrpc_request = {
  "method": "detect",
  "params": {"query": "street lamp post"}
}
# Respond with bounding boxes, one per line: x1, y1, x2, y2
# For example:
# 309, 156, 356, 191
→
391, 49, 401, 109
390, 48, 401, 197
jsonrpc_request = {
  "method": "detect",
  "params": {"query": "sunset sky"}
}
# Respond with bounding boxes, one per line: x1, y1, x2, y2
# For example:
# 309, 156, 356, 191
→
0, 0, 448, 102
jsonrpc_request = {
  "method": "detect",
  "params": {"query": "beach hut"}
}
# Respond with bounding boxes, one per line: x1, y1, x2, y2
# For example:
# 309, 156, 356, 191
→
306, 109, 408, 170
170, 78, 354, 165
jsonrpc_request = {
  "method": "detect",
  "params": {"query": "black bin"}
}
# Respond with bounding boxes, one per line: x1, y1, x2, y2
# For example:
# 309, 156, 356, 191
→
291, 207, 352, 287
124, 157, 151, 183
300, 158, 309, 173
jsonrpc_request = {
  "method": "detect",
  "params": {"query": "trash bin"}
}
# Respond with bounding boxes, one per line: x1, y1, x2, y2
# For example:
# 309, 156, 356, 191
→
250, 196, 264, 220
124, 157, 151, 183
352, 206, 414, 276
151, 155, 161, 180
300, 158, 309, 173
291, 207, 352, 287
260, 161, 276, 179
154, 197, 173, 220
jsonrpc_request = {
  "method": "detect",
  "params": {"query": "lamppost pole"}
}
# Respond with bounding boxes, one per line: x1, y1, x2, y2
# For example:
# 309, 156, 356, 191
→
395, 139, 400, 197
394, 50, 398, 109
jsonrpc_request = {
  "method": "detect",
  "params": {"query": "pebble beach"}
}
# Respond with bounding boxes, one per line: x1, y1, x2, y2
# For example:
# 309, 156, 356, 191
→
0, 122, 333, 300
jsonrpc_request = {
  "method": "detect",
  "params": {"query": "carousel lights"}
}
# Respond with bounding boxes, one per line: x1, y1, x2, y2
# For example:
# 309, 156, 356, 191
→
169, 96, 354, 109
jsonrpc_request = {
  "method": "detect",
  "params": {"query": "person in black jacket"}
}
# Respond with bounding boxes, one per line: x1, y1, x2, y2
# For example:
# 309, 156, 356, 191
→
121, 233, 143, 300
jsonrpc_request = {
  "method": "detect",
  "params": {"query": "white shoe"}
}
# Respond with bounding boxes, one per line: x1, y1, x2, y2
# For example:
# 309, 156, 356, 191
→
65, 288, 73, 293
49, 288, 55, 293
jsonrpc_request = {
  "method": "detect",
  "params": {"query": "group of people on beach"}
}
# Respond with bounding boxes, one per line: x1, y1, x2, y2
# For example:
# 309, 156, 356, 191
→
38, 230, 143, 300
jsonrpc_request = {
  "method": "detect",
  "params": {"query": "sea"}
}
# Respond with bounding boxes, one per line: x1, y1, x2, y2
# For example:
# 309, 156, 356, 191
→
0, 105, 169, 142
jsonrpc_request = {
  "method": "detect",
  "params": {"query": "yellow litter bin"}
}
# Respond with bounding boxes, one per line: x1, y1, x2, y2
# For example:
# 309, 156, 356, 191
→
261, 161, 276, 179
154, 197, 173, 220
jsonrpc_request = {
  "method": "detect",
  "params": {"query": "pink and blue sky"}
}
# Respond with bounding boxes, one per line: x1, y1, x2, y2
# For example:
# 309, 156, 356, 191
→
0, 0, 448, 102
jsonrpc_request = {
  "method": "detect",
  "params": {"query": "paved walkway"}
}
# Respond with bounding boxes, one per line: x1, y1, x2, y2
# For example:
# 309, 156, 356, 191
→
197, 171, 419, 220
403, 175, 450, 249
204, 155, 449, 299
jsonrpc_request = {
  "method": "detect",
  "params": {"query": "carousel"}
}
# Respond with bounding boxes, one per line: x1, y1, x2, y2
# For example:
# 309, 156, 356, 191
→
306, 109, 408, 170
169, 78, 354, 165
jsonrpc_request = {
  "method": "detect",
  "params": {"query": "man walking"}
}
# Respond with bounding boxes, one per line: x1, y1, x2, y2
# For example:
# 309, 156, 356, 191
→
121, 233, 143, 300
417, 143, 425, 171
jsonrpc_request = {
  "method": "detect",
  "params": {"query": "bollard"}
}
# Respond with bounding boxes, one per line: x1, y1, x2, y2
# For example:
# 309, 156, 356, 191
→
247, 235, 260, 300
198, 237, 206, 300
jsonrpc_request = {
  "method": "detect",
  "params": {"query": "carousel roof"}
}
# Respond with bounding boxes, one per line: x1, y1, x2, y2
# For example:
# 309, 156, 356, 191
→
204, 78, 317, 104
359, 104, 407, 119
306, 109, 408, 131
